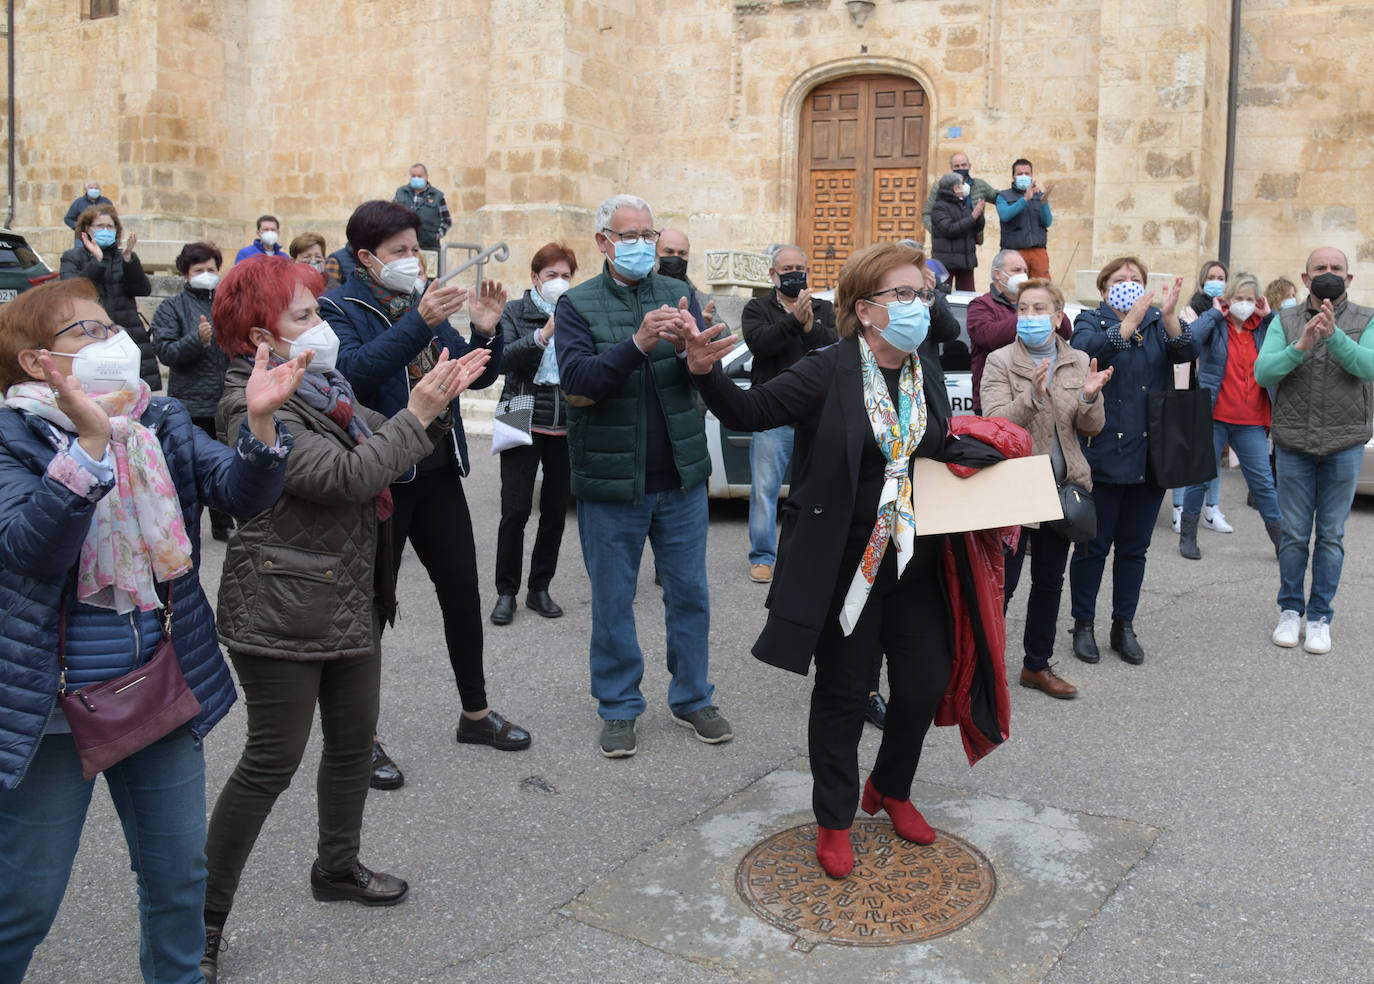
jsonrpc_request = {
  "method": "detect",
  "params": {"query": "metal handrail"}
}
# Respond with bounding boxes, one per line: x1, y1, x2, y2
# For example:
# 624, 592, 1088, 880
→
438, 241, 508, 284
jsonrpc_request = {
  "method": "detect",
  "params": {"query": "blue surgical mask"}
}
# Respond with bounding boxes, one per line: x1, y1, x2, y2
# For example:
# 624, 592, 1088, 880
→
1202, 280, 1225, 298
86, 187, 101, 200
1014, 174, 1033, 192
409, 176, 426, 190
1280, 297, 1298, 310
91, 228, 117, 248
609, 239, 656, 281
875, 299, 930, 354
1016, 314, 1054, 346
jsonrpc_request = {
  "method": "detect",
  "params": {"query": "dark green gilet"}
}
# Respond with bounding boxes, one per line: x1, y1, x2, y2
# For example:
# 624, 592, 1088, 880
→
393, 186, 444, 249
563, 268, 711, 503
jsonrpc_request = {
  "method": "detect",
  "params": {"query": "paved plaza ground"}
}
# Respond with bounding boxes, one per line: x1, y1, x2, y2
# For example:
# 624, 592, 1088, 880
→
22, 443, 1373, 984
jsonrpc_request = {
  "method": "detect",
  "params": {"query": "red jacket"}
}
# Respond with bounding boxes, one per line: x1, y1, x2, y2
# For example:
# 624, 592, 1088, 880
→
934, 414, 1027, 765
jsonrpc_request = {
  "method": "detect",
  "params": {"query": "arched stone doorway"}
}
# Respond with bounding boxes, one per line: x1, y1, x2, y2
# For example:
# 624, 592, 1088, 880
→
797, 74, 928, 290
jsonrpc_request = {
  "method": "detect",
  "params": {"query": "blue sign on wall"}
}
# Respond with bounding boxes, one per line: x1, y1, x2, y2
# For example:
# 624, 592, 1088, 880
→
947, 126, 963, 138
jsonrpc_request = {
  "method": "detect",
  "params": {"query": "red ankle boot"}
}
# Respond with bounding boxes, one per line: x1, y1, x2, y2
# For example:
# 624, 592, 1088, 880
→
815, 825, 854, 878
861, 776, 936, 845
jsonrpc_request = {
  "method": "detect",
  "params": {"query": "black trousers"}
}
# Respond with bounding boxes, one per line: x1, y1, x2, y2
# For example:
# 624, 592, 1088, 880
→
495, 433, 571, 596
191, 416, 234, 535
388, 461, 487, 712
1004, 526, 1073, 672
810, 537, 951, 830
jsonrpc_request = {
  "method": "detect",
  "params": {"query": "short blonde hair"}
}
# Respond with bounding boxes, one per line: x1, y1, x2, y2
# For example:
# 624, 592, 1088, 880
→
289, 232, 326, 259
835, 241, 926, 340
1017, 277, 1063, 310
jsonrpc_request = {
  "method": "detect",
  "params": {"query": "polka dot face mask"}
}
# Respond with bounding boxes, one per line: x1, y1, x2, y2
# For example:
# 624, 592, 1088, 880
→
1108, 279, 1146, 312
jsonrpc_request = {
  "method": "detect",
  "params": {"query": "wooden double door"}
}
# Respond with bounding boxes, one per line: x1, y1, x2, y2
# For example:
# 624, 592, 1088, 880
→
798, 75, 928, 290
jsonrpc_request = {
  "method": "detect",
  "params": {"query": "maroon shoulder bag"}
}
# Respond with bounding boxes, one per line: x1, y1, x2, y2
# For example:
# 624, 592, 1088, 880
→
57, 582, 202, 780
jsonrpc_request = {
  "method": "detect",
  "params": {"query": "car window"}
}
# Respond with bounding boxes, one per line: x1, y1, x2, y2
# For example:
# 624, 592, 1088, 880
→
0, 244, 39, 268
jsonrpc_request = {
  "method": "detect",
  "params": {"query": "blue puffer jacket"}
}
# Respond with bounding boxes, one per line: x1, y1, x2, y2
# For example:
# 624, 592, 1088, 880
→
1190, 307, 1273, 406
321, 273, 503, 477
0, 397, 292, 790
1071, 302, 1197, 485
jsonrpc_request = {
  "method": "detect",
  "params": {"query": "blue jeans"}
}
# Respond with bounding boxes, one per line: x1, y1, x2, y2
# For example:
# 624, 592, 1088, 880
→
0, 727, 208, 984
577, 484, 715, 719
1274, 443, 1362, 622
1183, 422, 1280, 523
1173, 478, 1218, 509
748, 426, 795, 565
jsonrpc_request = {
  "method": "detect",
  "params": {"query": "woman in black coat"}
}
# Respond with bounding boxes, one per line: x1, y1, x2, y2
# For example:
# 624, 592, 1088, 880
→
152, 241, 233, 539
929, 173, 986, 292
679, 242, 955, 880
59, 202, 159, 390
490, 242, 577, 625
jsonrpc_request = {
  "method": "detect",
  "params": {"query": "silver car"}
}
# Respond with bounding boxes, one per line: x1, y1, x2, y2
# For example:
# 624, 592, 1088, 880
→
704, 290, 1084, 498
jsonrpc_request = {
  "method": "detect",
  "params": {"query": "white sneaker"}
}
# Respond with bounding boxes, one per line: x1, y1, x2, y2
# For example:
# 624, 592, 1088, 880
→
1303, 618, 1331, 654
1171, 505, 1182, 533
1271, 610, 1302, 648
1203, 506, 1234, 533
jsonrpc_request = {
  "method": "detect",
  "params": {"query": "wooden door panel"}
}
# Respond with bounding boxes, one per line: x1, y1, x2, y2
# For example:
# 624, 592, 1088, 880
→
805, 171, 855, 291
799, 75, 927, 287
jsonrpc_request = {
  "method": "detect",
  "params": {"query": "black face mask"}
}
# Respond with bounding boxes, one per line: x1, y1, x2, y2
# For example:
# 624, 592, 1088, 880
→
777, 270, 808, 298
657, 256, 688, 281
954, 167, 971, 181
1309, 272, 1346, 301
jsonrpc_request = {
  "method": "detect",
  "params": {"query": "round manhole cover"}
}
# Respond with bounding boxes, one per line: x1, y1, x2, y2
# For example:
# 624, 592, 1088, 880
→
734, 820, 996, 951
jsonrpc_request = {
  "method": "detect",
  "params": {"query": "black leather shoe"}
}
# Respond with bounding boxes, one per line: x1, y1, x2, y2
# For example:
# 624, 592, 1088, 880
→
456, 709, 531, 751
1110, 620, 1145, 664
200, 927, 224, 984
211, 527, 231, 542
1071, 619, 1100, 663
309, 859, 408, 906
369, 740, 403, 791
864, 693, 887, 729
489, 594, 516, 625
526, 589, 563, 618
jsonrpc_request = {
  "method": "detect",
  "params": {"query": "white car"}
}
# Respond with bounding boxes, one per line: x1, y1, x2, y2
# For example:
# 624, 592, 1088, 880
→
704, 289, 1083, 499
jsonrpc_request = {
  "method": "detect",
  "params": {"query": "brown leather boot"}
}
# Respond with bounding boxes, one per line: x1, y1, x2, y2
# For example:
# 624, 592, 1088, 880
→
1019, 665, 1078, 699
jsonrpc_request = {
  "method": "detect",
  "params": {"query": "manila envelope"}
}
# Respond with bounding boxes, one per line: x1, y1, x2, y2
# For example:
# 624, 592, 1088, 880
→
911, 454, 1063, 536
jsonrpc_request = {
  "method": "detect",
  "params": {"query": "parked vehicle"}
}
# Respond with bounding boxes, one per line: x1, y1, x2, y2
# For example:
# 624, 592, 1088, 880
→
704, 289, 1082, 498
0, 232, 58, 304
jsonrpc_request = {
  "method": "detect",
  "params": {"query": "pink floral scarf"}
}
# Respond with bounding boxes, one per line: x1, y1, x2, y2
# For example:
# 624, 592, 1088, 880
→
3, 380, 193, 613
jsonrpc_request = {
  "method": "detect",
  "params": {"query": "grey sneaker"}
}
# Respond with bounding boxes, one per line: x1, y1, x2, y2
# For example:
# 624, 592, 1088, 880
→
599, 718, 637, 758
672, 705, 734, 744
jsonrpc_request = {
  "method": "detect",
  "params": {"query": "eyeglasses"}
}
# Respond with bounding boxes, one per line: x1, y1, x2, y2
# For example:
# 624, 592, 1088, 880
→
55, 319, 121, 341
869, 286, 935, 305
601, 228, 661, 245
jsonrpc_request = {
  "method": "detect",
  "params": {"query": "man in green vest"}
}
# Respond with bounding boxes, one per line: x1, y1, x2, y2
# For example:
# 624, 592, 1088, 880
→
1256, 246, 1374, 656
554, 194, 733, 759
393, 163, 451, 251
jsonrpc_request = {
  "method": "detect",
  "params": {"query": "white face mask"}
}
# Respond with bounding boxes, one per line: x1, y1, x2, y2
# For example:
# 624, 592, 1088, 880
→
1003, 272, 1028, 296
538, 277, 571, 305
259, 229, 279, 248
1228, 300, 1256, 323
68, 331, 143, 395
188, 271, 220, 291
371, 254, 422, 293
289, 320, 340, 372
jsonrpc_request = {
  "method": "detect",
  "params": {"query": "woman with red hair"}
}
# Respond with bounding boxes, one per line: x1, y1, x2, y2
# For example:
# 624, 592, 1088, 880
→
200, 257, 491, 981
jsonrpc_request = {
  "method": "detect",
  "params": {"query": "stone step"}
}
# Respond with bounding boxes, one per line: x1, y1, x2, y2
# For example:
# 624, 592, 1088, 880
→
459, 390, 498, 437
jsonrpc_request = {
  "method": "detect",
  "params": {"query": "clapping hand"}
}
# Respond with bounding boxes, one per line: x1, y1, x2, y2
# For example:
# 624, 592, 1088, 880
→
80, 232, 103, 262
406, 347, 491, 426
122, 232, 137, 260
37, 350, 110, 460
676, 310, 738, 375
1082, 357, 1114, 399
417, 281, 471, 330
1159, 276, 1184, 318
634, 304, 687, 353
1120, 289, 1155, 340
468, 279, 507, 337
244, 342, 310, 446
1295, 300, 1336, 351
1032, 359, 1050, 400
197, 316, 213, 344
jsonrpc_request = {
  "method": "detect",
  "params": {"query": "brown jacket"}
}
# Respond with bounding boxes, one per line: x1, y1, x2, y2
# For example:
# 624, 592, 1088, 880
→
214, 360, 446, 661
980, 336, 1105, 490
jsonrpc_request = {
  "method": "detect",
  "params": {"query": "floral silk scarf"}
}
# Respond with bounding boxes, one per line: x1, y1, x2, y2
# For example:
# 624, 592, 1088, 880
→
838, 335, 927, 636
3, 380, 192, 613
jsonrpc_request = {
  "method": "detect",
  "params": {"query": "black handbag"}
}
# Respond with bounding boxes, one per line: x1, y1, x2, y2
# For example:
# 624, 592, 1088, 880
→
1048, 481, 1097, 543
1146, 361, 1216, 488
